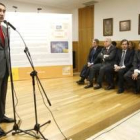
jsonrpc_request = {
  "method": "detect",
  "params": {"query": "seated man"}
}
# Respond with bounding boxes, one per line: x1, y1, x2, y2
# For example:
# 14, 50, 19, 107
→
0, 126, 5, 137
85, 38, 116, 89
124, 41, 140, 93
106, 39, 134, 93
76, 39, 102, 85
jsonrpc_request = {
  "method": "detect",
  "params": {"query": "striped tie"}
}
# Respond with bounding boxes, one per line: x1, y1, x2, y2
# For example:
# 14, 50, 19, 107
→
119, 51, 125, 66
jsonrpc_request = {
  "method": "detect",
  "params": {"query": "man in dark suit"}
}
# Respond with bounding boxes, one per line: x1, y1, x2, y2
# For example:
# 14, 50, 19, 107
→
85, 38, 116, 89
76, 39, 102, 85
124, 41, 140, 93
0, 2, 14, 137
105, 39, 134, 93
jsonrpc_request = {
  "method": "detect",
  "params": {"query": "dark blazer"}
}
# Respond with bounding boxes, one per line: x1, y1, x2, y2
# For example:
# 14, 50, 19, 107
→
0, 25, 10, 121
80, 46, 102, 79
115, 49, 134, 68
0, 25, 9, 78
97, 45, 116, 65
87, 46, 103, 64
133, 50, 140, 70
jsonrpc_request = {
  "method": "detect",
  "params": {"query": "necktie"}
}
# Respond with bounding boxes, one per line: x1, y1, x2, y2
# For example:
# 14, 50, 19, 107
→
0, 26, 5, 47
90, 48, 96, 62
119, 50, 125, 66
106, 48, 109, 54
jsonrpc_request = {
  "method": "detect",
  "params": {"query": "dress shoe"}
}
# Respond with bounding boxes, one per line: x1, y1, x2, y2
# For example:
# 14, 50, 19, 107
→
94, 84, 102, 89
76, 80, 81, 83
84, 84, 93, 89
0, 116, 15, 123
77, 80, 85, 85
76, 78, 85, 84
117, 89, 124, 94
76, 80, 80, 83
0, 127, 6, 137
105, 85, 115, 90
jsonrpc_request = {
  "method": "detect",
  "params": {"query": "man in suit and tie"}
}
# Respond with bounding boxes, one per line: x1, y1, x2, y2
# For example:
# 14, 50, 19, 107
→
0, 2, 14, 137
105, 39, 134, 93
76, 39, 102, 85
85, 38, 116, 89
124, 41, 140, 93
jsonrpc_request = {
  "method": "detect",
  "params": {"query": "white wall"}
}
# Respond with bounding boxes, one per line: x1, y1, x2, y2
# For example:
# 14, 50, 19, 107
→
94, 0, 140, 40
71, 9, 78, 41
3, 0, 140, 42
1, 0, 72, 13
1, 0, 78, 41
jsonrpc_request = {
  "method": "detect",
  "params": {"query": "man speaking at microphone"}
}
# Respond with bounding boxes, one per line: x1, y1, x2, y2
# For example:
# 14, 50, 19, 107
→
0, 2, 14, 137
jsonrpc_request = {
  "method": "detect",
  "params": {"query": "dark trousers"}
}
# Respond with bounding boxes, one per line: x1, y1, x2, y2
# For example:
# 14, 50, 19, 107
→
117, 68, 129, 90
124, 68, 140, 92
0, 72, 9, 121
106, 66, 129, 90
80, 64, 90, 79
105, 65, 115, 86
88, 63, 101, 82
89, 63, 111, 85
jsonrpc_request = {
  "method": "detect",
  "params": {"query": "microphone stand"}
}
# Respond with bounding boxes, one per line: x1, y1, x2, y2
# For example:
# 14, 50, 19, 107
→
3, 22, 41, 139
13, 30, 51, 140
4, 21, 51, 140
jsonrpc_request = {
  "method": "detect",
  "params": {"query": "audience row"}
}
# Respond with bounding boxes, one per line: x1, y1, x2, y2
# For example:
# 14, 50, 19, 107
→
76, 38, 140, 94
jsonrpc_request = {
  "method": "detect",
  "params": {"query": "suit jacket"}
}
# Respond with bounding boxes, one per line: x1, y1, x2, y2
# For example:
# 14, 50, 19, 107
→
87, 46, 102, 64
115, 49, 134, 68
0, 25, 10, 78
133, 50, 140, 70
97, 45, 116, 65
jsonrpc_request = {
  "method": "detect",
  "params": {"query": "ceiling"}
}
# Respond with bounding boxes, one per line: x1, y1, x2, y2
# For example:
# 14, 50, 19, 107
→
12, 0, 103, 10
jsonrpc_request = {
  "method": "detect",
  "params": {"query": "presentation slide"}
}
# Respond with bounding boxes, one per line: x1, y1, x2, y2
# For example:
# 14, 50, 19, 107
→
5, 12, 72, 67
3, 12, 73, 80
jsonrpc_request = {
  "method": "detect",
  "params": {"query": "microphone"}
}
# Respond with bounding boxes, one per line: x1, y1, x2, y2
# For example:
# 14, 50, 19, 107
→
3, 20, 16, 30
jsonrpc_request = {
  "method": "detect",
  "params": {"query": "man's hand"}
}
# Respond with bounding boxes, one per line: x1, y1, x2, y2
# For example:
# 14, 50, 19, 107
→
114, 65, 121, 71
87, 62, 93, 67
103, 55, 109, 59
132, 72, 139, 80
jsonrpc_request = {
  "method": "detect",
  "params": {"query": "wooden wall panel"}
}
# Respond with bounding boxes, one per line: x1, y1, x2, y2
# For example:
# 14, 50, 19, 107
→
78, 31, 93, 71
78, 6, 94, 71
100, 40, 140, 49
72, 40, 139, 73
